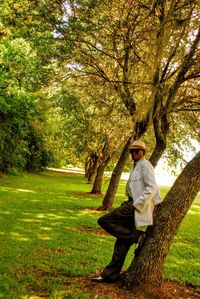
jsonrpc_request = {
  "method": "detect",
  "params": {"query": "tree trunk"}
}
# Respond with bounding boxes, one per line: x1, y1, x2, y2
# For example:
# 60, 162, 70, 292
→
149, 139, 166, 167
85, 152, 99, 183
120, 151, 200, 289
90, 162, 106, 194
90, 142, 111, 194
149, 113, 169, 167
85, 155, 90, 178
98, 115, 152, 210
98, 137, 131, 210
87, 158, 99, 184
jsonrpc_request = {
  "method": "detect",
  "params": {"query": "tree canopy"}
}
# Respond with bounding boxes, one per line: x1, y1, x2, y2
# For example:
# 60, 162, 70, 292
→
0, 0, 199, 175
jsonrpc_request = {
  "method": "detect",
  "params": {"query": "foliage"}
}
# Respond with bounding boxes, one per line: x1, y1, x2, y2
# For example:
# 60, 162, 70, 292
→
0, 35, 54, 172
54, 0, 200, 164
0, 37, 32, 171
52, 84, 133, 168
0, 0, 199, 173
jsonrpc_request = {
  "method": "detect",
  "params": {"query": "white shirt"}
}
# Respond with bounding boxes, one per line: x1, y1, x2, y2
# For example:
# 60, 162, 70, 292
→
126, 158, 162, 227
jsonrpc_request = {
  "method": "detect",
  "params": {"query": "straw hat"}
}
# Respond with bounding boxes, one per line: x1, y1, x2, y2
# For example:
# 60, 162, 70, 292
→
129, 140, 146, 151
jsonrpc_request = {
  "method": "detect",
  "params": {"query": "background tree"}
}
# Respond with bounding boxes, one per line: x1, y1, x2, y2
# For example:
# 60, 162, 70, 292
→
0, 36, 51, 173
0, 0, 63, 173
54, 84, 133, 193
98, 135, 132, 210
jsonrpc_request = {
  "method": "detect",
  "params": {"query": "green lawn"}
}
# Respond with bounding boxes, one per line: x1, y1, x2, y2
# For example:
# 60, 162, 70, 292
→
0, 171, 199, 299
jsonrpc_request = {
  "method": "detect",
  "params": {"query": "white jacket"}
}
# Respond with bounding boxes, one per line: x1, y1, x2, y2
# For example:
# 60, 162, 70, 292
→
126, 158, 162, 227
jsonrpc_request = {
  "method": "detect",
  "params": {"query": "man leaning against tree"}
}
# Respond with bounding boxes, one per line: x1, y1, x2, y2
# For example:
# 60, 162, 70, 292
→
92, 140, 162, 283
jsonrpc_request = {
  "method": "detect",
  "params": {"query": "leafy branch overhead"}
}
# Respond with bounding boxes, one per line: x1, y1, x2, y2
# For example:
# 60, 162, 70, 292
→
0, 0, 199, 172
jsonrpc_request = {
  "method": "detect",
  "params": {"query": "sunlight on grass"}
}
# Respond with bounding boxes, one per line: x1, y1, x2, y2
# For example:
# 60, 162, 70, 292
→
188, 210, 200, 215
0, 187, 15, 192
37, 235, 52, 241
16, 189, 36, 193
21, 219, 43, 223
36, 213, 48, 219
10, 232, 31, 242
39, 226, 53, 231
47, 213, 67, 219
0, 187, 35, 194
79, 209, 101, 215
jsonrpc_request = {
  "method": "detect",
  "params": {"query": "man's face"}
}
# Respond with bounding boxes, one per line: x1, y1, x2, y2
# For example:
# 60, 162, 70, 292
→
130, 149, 145, 162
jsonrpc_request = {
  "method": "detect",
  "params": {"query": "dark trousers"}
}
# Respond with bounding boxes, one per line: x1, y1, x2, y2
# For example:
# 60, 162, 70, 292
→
98, 200, 142, 280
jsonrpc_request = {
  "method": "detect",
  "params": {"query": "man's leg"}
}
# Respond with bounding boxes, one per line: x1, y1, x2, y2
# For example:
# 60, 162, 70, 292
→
98, 201, 141, 241
101, 238, 134, 281
92, 201, 142, 282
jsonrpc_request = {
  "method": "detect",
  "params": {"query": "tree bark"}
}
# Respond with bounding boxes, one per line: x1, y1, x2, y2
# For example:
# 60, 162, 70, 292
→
120, 151, 200, 289
85, 152, 99, 184
149, 113, 170, 167
90, 142, 112, 194
87, 158, 99, 184
98, 137, 131, 210
85, 152, 98, 178
149, 140, 166, 168
90, 162, 106, 194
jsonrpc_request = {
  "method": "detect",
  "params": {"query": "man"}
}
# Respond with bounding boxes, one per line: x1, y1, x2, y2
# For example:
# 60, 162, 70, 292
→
92, 140, 162, 283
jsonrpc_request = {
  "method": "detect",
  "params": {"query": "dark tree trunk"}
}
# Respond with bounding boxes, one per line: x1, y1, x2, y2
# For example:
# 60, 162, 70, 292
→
98, 115, 152, 210
149, 140, 166, 167
98, 137, 131, 210
85, 152, 99, 183
87, 158, 99, 184
120, 151, 200, 289
85, 155, 90, 178
149, 113, 170, 167
90, 162, 106, 194
90, 142, 112, 194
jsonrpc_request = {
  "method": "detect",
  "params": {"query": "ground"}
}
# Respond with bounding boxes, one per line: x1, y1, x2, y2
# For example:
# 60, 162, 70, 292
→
74, 276, 200, 299
77, 226, 200, 299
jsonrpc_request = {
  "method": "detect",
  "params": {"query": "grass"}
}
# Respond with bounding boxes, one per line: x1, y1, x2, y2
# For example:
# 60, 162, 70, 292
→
0, 171, 199, 298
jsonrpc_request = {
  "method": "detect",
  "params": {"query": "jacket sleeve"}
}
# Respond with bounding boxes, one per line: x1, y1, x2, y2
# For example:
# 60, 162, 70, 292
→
133, 160, 158, 212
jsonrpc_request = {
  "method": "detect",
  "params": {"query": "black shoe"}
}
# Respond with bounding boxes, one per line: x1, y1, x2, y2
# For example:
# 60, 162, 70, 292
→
91, 276, 117, 283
